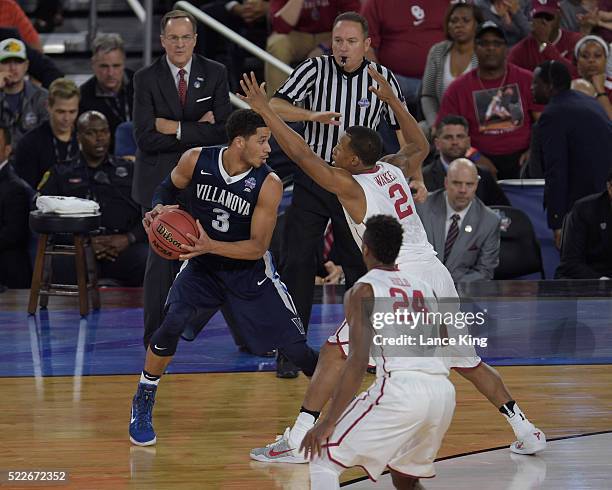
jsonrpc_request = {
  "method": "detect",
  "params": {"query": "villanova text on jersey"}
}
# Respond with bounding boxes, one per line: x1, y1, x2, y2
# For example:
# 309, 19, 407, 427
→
189, 146, 272, 261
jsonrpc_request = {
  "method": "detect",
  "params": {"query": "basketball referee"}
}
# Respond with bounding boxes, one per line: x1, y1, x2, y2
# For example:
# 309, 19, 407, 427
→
272, 11, 428, 377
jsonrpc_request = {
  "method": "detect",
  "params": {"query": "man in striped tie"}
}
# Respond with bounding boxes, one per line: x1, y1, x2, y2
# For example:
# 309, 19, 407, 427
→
417, 158, 501, 283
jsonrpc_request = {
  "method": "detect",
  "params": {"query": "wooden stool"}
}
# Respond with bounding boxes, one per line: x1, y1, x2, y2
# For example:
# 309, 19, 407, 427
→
28, 211, 102, 316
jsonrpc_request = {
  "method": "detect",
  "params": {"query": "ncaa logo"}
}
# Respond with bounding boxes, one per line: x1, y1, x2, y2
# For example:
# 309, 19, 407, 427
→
411, 5, 425, 26
358, 97, 370, 109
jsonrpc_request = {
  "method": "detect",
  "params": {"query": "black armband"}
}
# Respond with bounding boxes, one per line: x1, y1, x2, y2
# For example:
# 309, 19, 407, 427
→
152, 174, 180, 207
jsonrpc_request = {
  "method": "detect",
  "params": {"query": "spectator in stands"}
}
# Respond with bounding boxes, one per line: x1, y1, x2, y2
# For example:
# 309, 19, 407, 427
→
196, 0, 269, 90
79, 34, 134, 151
417, 158, 501, 282
426, 114, 510, 206
0, 122, 32, 289
474, 0, 531, 46
266, 0, 360, 97
555, 169, 612, 279
40, 111, 148, 286
509, 0, 582, 74
0, 28, 63, 88
560, 0, 598, 33
436, 22, 540, 179
133, 10, 232, 347
574, 35, 612, 118
0, 0, 42, 51
593, 0, 612, 42
14, 77, 79, 190
531, 60, 612, 247
421, 2, 483, 133
362, 0, 450, 114
0, 38, 48, 146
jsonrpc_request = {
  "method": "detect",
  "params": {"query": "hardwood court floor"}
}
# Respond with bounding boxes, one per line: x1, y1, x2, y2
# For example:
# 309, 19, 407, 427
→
1, 365, 611, 489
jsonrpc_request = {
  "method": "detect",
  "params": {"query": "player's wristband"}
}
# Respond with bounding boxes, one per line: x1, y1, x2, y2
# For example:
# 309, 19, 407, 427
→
596, 92, 607, 98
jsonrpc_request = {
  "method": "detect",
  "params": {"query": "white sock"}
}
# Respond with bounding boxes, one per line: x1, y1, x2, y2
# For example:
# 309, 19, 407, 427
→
501, 401, 535, 438
139, 371, 160, 386
310, 459, 340, 490
288, 412, 315, 448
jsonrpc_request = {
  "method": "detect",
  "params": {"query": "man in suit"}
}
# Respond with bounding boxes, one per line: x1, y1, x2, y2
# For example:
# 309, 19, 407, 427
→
531, 60, 612, 249
0, 123, 32, 288
424, 114, 510, 207
133, 9, 232, 348
417, 158, 501, 282
555, 169, 612, 279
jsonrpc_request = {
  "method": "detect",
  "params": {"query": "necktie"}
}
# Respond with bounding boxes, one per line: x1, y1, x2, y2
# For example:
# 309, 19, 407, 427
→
178, 69, 187, 107
443, 214, 460, 263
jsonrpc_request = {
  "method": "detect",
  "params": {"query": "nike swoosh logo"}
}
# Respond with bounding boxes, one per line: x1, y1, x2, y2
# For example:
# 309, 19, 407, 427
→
201, 170, 212, 175
257, 278, 268, 286
154, 344, 167, 350
131, 409, 136, 424
268, 448, 295, 457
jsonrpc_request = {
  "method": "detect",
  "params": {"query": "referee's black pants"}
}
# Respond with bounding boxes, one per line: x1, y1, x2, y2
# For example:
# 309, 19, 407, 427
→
280, 174, 366, 332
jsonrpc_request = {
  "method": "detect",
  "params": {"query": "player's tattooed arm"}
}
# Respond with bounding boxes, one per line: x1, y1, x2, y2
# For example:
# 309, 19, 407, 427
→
300, 282, 374, 460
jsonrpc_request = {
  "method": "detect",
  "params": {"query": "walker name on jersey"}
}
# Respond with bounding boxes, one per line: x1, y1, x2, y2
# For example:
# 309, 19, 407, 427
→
196, 184, 251, 216
374, 170, 397, 187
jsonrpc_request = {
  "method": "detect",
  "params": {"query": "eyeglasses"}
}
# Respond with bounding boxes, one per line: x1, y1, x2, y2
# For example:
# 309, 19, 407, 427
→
164, 34, 196, 45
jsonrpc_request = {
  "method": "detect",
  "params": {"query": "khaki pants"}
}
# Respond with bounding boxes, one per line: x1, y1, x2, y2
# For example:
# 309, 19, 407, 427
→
265, 30, 330, 97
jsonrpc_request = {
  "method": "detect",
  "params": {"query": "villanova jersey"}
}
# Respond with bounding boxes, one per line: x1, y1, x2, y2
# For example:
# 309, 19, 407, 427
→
189, 146, 272, 263
344, 161, 435, 262
357, 267, 449, 376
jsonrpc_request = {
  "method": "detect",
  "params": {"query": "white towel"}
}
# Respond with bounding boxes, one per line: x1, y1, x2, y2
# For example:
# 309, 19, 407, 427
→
36, 196, 100, 214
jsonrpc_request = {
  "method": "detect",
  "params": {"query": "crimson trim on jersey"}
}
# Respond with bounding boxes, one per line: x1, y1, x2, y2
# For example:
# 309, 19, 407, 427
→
360, 163, 381, 174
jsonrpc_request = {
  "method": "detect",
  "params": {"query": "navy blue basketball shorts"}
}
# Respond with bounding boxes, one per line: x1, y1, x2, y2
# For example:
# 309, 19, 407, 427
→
165, 251, 306, 356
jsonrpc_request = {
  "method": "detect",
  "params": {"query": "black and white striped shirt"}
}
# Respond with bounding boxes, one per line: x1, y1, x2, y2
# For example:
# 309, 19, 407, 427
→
275, 56, 405, 163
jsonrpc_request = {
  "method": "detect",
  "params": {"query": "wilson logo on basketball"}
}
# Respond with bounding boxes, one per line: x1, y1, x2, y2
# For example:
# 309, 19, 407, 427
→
156, 224, 183, 248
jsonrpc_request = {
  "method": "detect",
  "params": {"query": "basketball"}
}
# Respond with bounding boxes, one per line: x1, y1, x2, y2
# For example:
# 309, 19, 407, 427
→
148, 209, 198, 260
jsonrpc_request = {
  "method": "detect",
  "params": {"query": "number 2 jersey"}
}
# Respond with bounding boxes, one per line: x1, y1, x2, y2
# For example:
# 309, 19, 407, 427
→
188, 145, 273, 266
344, 161, 436, 263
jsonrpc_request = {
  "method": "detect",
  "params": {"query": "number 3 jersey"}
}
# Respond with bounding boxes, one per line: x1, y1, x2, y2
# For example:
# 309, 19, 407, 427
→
188, 145, 272, 264
344, 161, 436, 262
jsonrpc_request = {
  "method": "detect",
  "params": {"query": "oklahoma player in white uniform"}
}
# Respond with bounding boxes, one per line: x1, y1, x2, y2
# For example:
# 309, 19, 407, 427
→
239, 69, 546, 464
303, 214, 455, 489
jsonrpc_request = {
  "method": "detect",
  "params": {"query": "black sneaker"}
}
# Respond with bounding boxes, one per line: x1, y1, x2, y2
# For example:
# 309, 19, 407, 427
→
276, 353, 299, 379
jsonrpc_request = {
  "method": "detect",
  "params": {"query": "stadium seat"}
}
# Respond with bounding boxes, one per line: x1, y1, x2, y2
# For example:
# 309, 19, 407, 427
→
490, 205, 545, 280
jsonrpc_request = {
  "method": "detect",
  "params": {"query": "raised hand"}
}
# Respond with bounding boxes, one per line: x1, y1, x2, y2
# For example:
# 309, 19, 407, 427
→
367, 65, 396, 104
238, 71, 269, 114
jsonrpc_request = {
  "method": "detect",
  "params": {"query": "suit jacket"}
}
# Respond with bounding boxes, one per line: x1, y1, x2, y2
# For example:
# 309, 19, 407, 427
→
79, 69, 135, 150
416, 189, 500, 282
555, 191, 612, 279
423, 157, 510, 207
132, 54, 232, 208
538, 90, 612, 229
0, 163, 32, 288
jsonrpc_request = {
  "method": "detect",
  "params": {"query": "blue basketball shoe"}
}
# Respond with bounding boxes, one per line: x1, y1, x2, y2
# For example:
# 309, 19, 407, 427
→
129, 383, 157, 446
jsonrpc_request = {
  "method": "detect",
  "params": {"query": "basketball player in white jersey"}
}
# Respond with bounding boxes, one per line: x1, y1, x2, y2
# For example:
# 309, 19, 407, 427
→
303, 214, 455, 489
239, 69, 546, 463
